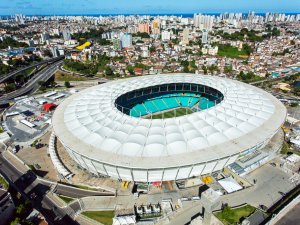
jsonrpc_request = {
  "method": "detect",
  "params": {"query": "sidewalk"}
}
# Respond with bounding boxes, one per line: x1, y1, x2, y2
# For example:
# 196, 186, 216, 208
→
269, 195, 300, 225
3, 150, 29, 173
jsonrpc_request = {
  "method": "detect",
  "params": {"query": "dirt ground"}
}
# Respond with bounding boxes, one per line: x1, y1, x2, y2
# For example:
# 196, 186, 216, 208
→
17, 131, 60, 181
56, 137, 119, 192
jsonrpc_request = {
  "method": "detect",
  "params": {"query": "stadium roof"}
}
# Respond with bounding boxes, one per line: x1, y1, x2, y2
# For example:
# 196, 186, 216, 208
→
52, 74, 286, 169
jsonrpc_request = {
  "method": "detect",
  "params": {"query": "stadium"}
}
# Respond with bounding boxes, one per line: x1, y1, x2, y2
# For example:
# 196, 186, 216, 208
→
52, 74, 286, 182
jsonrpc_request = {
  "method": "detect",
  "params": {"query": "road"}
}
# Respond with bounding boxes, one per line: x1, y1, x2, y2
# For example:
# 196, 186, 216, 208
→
0, 56, 64, 84
0, 61, 62, 105
249, 71, 296, 86
0, 151, 78, 224
275, 202, 300, 225
0, 149, 114, 224
53, 183, 114, 198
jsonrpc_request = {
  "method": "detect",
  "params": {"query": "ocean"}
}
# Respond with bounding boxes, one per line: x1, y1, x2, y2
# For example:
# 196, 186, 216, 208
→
1, 13, 300, 18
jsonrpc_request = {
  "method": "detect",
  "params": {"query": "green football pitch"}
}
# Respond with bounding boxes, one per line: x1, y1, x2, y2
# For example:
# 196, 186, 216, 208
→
145, 108, 194, 119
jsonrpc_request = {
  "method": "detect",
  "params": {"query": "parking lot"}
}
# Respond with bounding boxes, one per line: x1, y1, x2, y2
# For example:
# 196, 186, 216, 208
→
3, 90, 70, 146
219, 161, 296, 209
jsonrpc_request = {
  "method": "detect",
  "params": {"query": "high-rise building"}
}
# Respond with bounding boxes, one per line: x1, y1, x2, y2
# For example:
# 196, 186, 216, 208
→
182, 28, 189, 45
28, 40, 34, 47
15, 14, 24, 24
138, 23, 150, 34
51, 46, 59, 57
121, 33, 132, 48
113, 37, 122, 50
202, 30, 208, 44
52, 28, 60, 36
141, 46, 149, 58
63, 29, 71, 41
152, 20, 160, 29
41, 32, 50, 43
127, 25, 138, 34
161, 31, 171, 41
194, 14, 214, 30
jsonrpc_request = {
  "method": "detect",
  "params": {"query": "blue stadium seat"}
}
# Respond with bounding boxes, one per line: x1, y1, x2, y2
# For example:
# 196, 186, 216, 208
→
163, 97, 180, 109
188, 97, 199, 107
144, 101, 159, 113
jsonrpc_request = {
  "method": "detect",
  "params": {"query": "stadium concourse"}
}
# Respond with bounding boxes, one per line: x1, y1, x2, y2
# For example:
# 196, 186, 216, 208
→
52, 74, 286, 182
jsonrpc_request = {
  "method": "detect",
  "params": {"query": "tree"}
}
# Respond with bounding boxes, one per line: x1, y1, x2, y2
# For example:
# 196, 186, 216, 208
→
105, 67, 114, 76
224, 65, 233, 74
97, 39, 111, 45
72, 28, 104, 40
149, 46, 156, 53
43, 49, 53, 58
4, 83, 16, 93
38, 80, 47, 92
132, 32, 150, 38
0, 37, 28, 49
10, 217, 20, 225
290, 102, 299, 107
171, 38, 180, 45
242, 44, 253, 55
49, 81, 57, 87
63, 59, 98, 75
39, 86, 46, 92
0, 63, 11, 75
202, 65, 208, 75
38, 81, 46, 86
293, 87, 300, 96
64, 81, 71, 88
126, 65, 135, 75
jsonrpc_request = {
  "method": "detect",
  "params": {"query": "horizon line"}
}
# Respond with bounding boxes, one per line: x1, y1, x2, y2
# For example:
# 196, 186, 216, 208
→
1, 12, 300, 17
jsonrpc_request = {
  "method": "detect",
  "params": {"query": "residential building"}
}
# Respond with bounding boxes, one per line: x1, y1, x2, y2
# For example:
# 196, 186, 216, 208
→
0, 189, 15, 225
63, 29, 71, 41
121, 33, 132, 48
182, 28, 189, 45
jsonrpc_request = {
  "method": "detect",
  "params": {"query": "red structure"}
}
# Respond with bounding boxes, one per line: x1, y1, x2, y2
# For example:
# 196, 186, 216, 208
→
43, 103, 57, 112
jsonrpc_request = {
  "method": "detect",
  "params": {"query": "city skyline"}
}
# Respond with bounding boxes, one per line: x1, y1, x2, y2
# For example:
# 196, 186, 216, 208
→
0, 0, 300, 15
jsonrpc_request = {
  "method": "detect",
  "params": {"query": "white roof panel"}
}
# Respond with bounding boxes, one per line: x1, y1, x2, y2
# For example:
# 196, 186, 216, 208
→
52, 74, 287, 169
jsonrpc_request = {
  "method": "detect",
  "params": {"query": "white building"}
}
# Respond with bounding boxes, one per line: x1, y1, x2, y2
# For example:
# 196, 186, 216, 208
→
121, 33, 133, 48
161, 30, 171, 41
40, 32, 50, 43
52, 74, 286, 182
194, 14, 214, 30
202, 30, 208, 44
63, 29, 71, 41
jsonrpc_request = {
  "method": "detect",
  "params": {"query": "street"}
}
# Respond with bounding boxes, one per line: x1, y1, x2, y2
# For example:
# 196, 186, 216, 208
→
0, 149, 114, 224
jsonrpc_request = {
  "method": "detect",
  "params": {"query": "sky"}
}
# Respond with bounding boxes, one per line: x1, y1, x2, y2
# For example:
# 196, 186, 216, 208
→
0, 0, 299, 15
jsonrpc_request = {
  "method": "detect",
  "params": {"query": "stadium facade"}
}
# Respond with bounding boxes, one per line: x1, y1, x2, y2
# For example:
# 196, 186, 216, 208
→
52, 74, 286, 182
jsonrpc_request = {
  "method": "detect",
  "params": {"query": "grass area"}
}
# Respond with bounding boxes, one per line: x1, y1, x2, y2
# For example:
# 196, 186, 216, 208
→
218, 44, 249, 59
34, 87, 66, 95
0, 175, 9, 189
280, 141, 300, 156
57, 181, 99, 191
82, 211, 114, 225
58, 195, 75, 204
215, 205, 256, 225
55, 71, 89, 82
24, 67, 35, 76
146, 108, 194, 119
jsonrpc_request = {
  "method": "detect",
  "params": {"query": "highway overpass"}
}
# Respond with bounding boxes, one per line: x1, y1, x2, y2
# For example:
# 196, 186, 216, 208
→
0, 61, 63, 105
0, 56, 64, 84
